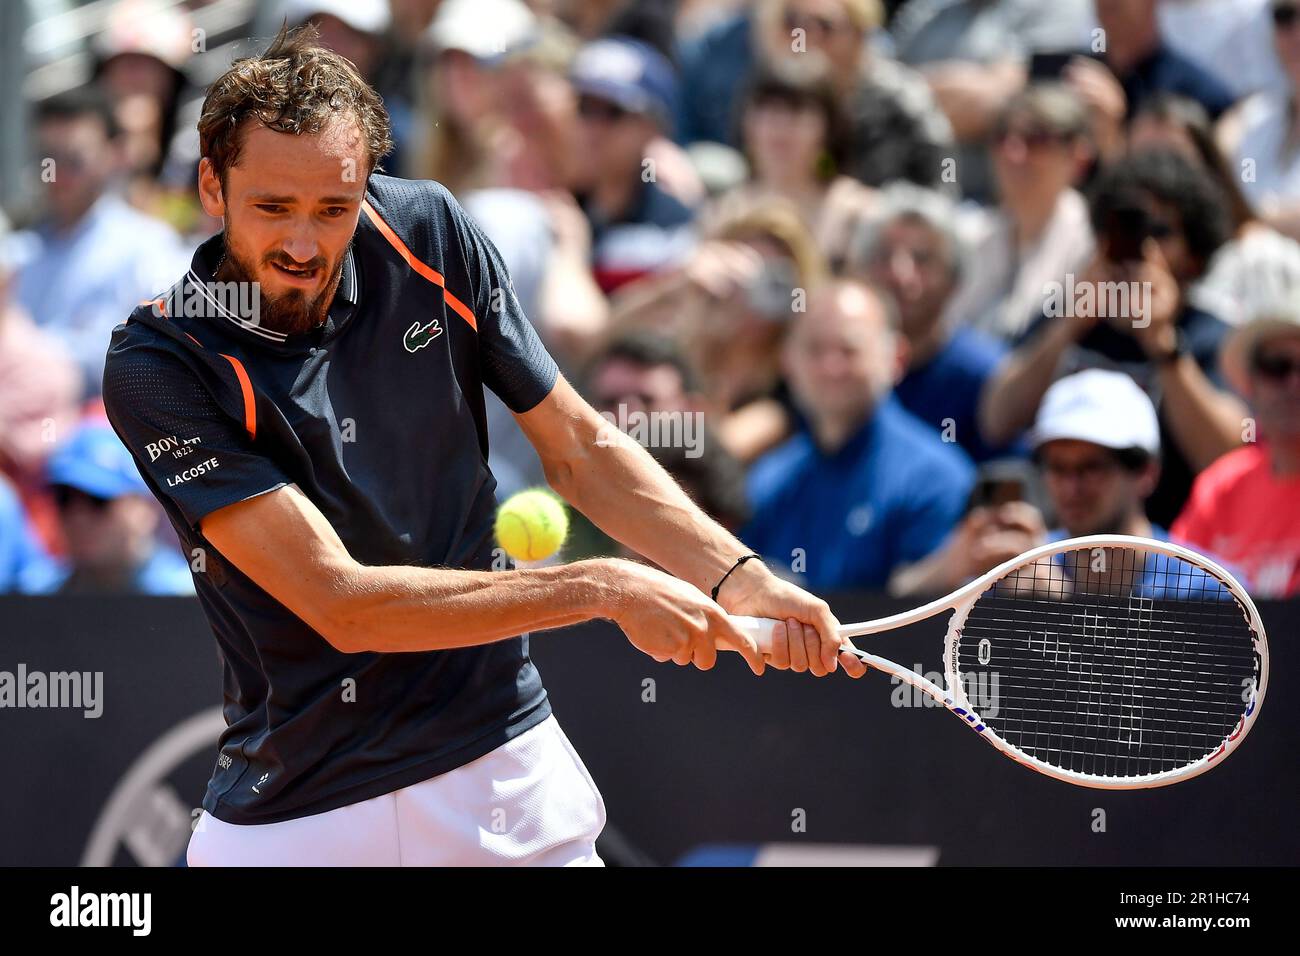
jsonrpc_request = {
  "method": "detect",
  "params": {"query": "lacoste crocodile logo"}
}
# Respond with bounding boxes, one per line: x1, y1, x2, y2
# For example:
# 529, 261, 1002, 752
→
403, 318, 443, 353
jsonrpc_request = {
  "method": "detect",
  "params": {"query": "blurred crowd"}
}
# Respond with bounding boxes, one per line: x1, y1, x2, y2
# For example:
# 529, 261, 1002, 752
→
2, 0, 1300, 600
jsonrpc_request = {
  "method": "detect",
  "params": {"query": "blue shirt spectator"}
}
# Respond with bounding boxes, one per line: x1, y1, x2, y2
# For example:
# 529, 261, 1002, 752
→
1118, 43, 1237, 120
0, 476, 47, 592
1092, 0, 1236, 120
20, 542, 193, 596
1046, 525, 1235, 601
896, 327, 1014, 463
846, 183, 1023, 462
675, 13, 752, 147
746, 394, 974, 590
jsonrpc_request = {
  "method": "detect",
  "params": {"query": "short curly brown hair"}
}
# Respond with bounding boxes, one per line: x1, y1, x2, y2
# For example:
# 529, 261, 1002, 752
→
198, 23, 394, 184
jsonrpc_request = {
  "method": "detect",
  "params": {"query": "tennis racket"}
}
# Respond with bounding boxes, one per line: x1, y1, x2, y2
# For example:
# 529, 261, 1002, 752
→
730, 535, 1268, 789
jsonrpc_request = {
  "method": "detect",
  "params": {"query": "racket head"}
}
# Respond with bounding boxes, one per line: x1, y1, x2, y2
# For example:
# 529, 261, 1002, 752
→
943, 534, 1267, 789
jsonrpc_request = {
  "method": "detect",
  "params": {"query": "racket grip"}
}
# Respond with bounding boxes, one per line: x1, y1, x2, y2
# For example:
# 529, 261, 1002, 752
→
728, 615, 780, 654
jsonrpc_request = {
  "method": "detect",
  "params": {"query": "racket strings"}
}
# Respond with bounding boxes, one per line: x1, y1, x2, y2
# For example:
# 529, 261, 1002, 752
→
954, 546, 1259, 780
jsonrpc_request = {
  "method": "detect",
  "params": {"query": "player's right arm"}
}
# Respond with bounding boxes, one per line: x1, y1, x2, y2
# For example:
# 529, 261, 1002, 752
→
199, 483, 764, 672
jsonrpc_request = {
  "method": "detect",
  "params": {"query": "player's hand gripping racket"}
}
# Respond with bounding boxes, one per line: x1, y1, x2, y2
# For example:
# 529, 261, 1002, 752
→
730, 535, 1267, 789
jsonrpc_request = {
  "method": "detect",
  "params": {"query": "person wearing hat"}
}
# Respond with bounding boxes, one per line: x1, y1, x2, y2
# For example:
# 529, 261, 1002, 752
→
891, 368, 1164, 596
284, 0, 412, 175
1172, 308, 1300, 597
979, 149, 1246, 529
1031, 368, 1164, 541
93, 0, 195, 193
568, 35, 697, 293
19, 422, 193, 596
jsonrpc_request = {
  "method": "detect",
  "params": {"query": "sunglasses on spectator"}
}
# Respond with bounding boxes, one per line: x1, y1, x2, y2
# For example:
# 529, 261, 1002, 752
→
1040, 457, 1125, 483
1273, 3, 1300, 30
993, 124, 1069, 150
1253, 351, 1300, 382
577, 95, 630, 123
53, 486, 114, 512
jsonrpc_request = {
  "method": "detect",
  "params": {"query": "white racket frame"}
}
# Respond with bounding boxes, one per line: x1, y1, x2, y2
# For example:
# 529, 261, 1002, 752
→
733, 534, 1269, 789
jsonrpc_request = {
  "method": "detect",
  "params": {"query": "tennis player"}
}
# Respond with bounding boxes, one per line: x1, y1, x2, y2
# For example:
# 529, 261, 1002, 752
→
101, 26, 865, 866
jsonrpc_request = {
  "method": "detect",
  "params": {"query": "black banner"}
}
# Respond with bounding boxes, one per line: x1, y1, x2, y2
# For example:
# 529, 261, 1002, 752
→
0, 594, 1294, 867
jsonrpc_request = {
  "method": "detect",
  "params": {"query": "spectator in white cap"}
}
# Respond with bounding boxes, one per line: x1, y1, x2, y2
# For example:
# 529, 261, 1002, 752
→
285, 0, 412, 174
1031, 368, 1163, 540
892, 368, 1162, 596
416, 0, 548, 194
284, 0, 390, 74
92, 0, 196, 210
1172, 306, 1300, 597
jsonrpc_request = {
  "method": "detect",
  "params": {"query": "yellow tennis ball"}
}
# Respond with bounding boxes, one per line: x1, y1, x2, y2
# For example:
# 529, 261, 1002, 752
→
495, 489, 569, 561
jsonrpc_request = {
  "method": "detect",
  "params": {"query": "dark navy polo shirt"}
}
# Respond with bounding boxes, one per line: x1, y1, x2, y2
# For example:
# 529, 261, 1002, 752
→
1119, 44, 1237, 120
101, 174, 560, 825
743, 396, 975, 590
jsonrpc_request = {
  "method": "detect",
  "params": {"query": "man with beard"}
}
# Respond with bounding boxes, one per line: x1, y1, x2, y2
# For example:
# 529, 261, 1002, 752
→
101, 25, 865, 867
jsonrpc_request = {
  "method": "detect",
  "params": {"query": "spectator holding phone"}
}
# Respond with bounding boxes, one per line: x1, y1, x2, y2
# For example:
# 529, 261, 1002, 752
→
612, 196, 826, 463
1130, 93, 1300, 329
893, 369, 1162, 596
979, 150, 1246, 527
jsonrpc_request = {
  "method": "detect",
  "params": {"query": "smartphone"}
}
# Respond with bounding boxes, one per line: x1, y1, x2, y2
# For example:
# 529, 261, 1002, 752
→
1103, 205, 1154, 264
1028, 49, 1102, 81
966, 472, 1029, 512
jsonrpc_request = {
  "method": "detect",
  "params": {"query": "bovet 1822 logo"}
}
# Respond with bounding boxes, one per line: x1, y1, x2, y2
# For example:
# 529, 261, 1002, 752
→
403, 318, 443, 353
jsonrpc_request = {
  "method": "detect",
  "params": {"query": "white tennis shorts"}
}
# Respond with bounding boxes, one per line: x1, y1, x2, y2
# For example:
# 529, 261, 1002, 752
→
187, 715, 606, 866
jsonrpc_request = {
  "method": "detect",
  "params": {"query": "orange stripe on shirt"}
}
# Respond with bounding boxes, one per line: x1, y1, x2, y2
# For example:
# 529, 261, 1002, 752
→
145, 296, 257, 439
219, 354, 258, 440
150, 297, 208, 352
361, 199, 478, 332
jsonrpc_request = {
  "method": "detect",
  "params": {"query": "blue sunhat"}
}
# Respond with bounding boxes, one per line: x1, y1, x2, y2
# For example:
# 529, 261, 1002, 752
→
570, 36, 677, 131
47, 421, 149, 500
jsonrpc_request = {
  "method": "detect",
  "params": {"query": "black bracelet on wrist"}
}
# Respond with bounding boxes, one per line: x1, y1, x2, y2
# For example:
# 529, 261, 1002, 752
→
711, 553, 763, 602
1152, 328, 1186, 366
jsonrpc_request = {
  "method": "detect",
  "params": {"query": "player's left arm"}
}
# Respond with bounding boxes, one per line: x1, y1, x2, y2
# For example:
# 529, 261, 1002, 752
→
514, 375, 866, 677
